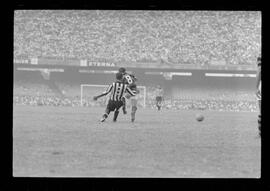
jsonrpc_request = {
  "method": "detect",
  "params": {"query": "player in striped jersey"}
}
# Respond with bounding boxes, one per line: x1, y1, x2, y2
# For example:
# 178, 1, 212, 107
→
255, 56, 261, 137
93, 72, 136, 122
119, 67, 139, 122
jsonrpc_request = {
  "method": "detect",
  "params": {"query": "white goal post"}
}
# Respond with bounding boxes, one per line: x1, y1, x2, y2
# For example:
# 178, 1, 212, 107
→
80, 84, 146, 108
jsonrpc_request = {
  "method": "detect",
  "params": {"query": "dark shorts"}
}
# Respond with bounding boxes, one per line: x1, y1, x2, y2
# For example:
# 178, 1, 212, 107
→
106, 100, 123, 112
156, 96, 162, 102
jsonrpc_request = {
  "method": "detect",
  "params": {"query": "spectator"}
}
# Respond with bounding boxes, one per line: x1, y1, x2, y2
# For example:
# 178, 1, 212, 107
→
13, 81, 258, 112
14, 10, 261, 66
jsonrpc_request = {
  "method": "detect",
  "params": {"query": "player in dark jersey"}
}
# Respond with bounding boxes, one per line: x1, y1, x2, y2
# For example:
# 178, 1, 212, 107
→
155, 85, 164, 111
119, 67, 139, 122
256, 56, 261, 137
93, 72, 136, 122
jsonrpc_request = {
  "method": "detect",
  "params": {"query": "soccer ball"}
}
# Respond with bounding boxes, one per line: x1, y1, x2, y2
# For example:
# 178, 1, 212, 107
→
196, 114, 204, 122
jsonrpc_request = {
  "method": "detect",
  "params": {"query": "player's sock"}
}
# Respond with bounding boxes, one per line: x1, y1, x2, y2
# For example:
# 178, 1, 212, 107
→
100, 113, 108, 122
123, 107, 127, 114
113, 110, 119, 122
131, 106, 137, 122
122, 97, 127, 114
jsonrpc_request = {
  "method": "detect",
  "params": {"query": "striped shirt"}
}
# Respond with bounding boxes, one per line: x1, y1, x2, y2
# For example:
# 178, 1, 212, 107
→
99, 81, 136, 101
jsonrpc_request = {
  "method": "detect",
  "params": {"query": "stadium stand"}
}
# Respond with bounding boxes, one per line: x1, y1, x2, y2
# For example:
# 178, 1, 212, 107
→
14, 10, 261, 65
13, 10, 260, 111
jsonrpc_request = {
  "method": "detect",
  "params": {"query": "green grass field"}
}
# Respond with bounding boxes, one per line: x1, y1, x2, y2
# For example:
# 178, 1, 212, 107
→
13, 105, 261, 177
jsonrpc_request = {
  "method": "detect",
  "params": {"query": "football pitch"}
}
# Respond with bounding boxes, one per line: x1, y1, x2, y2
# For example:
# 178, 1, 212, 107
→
13, 105, 261, 178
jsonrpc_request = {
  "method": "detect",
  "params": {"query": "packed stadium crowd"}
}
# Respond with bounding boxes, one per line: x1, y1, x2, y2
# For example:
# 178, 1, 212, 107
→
14, 82, 258, 112
13, 94, 258, 112
14, 10, 261, 65
152, 99, 257, 112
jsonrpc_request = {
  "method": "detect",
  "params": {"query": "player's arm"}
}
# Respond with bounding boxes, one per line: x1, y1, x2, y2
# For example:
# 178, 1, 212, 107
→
129, 83, 140, 94
93, 84, 113, 100
129, 74, 137, 82
126, 86, 136, 97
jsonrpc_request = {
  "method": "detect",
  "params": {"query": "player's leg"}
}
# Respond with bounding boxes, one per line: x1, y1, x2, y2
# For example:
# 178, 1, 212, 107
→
100, 109, 110, 122
156, 97, 161, 110
256, 85, 261, 136
258, 100, 261, 136
130, 98, 137, 122
113, 101, 123, 122
121, 96, 127, 114
100, 100, 112, 122
155, 97, 159, 110
157, 100, 161, 110
113, 110, 119, 122
159, 97, 163, 110
257, 82, 261, 136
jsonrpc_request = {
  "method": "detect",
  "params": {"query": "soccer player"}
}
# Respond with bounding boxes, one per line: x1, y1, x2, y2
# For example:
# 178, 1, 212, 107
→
118, 67, 139, 122
255, 56, 261, 137
129, 83, 140, 122
93, 72, 136, 122
155, 85, 164, 111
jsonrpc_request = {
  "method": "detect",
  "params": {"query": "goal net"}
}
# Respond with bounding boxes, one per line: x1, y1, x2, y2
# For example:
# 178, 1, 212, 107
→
80, 84, 146, 108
